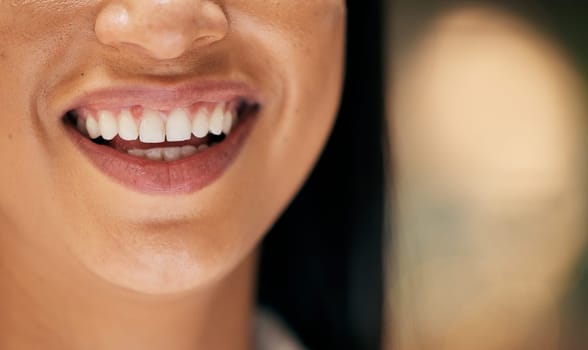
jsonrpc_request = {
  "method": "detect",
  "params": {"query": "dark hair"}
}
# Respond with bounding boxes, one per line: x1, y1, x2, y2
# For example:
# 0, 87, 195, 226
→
257, 1, 386, 349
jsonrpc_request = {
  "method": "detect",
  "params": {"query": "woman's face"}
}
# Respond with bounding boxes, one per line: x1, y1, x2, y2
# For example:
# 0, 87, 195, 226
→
0, 1, 345, 294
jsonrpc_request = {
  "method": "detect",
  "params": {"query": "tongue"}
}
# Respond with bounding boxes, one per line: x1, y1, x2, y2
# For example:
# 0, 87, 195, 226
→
107, 135, 211, 151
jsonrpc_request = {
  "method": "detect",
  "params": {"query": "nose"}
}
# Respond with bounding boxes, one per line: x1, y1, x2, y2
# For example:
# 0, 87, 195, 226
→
95, 0, 228, 60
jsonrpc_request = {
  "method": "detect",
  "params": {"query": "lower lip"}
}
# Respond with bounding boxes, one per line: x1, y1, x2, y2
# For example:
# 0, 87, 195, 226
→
66, 114, 257, 195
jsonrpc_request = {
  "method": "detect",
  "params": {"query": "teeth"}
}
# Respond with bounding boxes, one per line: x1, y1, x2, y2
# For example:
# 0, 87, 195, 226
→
76, 116, 88, 135
79, 102, 239, 143
126, 145, 208, 161
86, 116, 101, 139
127, 149, 146, 157
98, 111, 118, 141
166, 108, 192, 142
209, 104, 224, 136
181, 145, 198, 157
139, 109, 165, 143
222, 110, 233, 135
118, 109, 139, 141
192, 110, 209, 138
145, 148, 163, 161
162, 147, 182, 161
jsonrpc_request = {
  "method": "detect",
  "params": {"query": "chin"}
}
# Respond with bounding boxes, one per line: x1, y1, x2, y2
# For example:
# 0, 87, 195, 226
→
75, 223, 253, 295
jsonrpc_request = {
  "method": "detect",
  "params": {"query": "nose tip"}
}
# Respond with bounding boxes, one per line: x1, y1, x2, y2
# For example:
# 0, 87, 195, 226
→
95, 1, 228, 61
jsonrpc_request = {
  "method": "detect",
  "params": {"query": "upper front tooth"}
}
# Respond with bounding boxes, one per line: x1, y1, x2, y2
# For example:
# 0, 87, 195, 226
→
86, 115, 101, 139
192, 110, 209, 138
139, 109, 165, 143
118, 109, 139, 141
222, 110, 233, 135
209, 104, 224, 136
98, 111, 118, 141
166, 108, 192, 142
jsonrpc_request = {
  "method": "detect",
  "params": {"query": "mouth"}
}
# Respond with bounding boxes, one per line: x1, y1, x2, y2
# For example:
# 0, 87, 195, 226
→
62, 83, 261, 194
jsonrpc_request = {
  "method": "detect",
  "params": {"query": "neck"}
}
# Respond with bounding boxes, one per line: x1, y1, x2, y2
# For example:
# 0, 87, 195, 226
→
0, 226, 257, 350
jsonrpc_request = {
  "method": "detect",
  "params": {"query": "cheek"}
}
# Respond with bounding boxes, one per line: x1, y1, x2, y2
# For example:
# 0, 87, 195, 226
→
242, 0, 346, 210
0, 6, 92, 178
0, 39, 43, 235
0, 13, 71, 230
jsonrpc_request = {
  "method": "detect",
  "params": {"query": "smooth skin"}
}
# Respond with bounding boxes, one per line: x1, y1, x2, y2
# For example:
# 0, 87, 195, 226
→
0, 1, 346, 349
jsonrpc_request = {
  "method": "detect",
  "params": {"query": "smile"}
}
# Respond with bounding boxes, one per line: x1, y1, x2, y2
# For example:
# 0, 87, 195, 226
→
62, 82, 261, 194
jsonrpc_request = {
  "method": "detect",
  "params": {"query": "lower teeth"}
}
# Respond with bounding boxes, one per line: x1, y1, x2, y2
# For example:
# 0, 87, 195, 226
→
127, 144, 210, 161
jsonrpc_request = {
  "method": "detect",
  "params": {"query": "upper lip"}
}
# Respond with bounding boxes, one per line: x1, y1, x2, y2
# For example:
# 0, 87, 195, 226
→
60, 79, 263, 117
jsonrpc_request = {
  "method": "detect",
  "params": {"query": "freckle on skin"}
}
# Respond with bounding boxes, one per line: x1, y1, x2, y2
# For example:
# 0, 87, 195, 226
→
7, 133, 13, 140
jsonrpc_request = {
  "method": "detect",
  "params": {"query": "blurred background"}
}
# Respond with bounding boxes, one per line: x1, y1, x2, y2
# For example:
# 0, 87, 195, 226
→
386, 1, 588, 350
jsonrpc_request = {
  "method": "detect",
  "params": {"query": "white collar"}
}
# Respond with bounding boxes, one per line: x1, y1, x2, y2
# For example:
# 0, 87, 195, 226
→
255, 309, 306, 350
